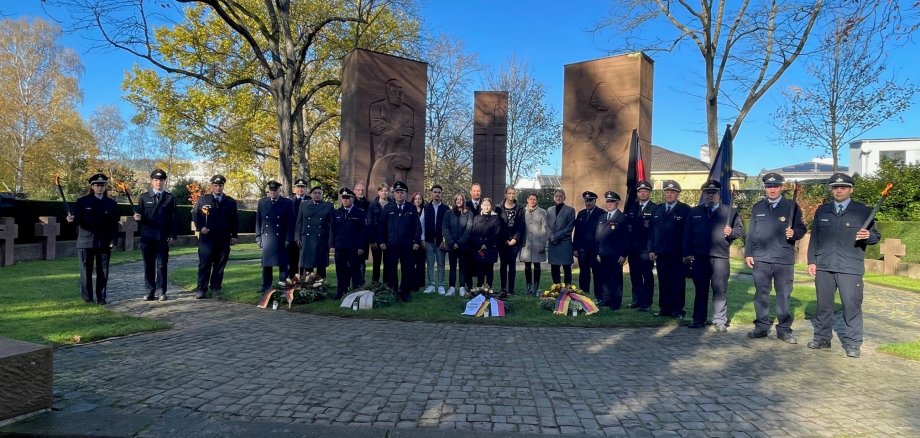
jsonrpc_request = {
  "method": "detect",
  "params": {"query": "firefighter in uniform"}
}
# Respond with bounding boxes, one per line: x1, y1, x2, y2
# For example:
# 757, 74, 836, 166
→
595, 191, 629, 310
379, 181, 421, 301
296, 186, 334, 278
331, 188, 367, 298
807, 173, 880, 358
649, 180, 691, 320
192, 174, 239, 298
574, 191, 604, 297
287, 178, 308, 278
133, 168, 178, 301
256, 180, 294, 292
624, 180, 656, 311
66, 173, 120, 304
745, 172, 806, 343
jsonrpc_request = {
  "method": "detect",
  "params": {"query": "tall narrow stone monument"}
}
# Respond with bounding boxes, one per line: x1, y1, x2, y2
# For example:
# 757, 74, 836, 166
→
473, 91, 508, 202
340, 49, 427, 193
562, 53, 653, 204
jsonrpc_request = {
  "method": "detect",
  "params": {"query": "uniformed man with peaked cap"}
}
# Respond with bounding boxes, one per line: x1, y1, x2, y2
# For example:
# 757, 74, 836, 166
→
574, 190, 604, 298
192, 174, 239, 298
66, 173, 120, 304
331, 187, 368, 298
745, 172, 806, 343
625, 179, 657, 311
806, 172, 880, 358
257, 180, 294, 292
287, 178, 309, 277
595, 191, 629, 309
379, 181, 421, 301
134, 168, 178, 301
296, 185, 334, 278
649, 180, 691, 319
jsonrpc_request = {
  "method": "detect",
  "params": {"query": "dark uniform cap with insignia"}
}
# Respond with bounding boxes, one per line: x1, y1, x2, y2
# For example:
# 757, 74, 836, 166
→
392, 181, 408, 192
210, 174, 227, 185
761, 172, 784, 187
339, 188, 355, 198
636, 180, 653, 191
828, 172, 854, 188
582, 191, 598, 201
88, 173, 109, 184
294, 178, 308, 187
310, 186, 323, 193
150, 169, 168, 180
701, 180, 722, 192
604, 191, 621, 202
662, 180, 681, 192
266, 180, 281, 190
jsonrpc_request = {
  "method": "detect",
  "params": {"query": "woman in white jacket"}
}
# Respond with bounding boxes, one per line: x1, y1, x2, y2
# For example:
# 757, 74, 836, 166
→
518, 192, 548, 295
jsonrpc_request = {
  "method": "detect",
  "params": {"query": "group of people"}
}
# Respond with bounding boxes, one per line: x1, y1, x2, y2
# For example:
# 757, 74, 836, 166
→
69, 168, 880, 358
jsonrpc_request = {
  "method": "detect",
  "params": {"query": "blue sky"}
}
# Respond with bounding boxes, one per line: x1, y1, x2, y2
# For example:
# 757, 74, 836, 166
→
4, 0, 919, 177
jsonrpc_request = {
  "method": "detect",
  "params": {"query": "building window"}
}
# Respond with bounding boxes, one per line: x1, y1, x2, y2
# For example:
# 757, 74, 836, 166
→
879, 150, 906, 163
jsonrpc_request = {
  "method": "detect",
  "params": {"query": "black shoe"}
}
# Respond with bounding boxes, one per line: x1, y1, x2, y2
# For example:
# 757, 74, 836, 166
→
144, 294, 156, 301
807, 339, 831, 349
98, 300, 107, 305
195, 291, 206, 299
638, 306, 650, 312
747, 330, 769, 339
777, 333, 797, 344
211, 288, 221, 298
845, 347, 861, 358
158, 295, 168, 301
627, 303, 640, 309
688, 321, 705, 329
671, 313, 684, 321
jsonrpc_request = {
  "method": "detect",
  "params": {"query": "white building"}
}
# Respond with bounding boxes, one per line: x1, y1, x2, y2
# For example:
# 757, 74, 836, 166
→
849, 138, 920, 177
759, 157, 845, 182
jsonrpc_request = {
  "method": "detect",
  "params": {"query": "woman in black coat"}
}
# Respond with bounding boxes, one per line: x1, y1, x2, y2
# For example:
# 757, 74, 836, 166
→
469, 198, 502, 288
442, 193, 473, 296
410, 192, 427, 291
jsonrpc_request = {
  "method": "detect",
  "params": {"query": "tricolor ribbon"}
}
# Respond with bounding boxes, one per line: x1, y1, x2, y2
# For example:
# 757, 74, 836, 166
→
553, 291, 600, 315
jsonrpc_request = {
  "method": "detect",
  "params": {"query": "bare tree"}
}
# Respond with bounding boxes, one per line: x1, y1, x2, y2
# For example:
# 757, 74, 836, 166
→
89, 104, 125, 164
483, 56, 559, 188
596, 0, 823, 157
774, 0, 919, 171
422, 34, 479, 195
0, 18, 83, 194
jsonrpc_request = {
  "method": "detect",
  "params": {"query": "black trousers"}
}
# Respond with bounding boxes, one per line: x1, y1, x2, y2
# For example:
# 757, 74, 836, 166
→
628, 252, 654, 308
334, 248, 365, 298
474, 261, 495, 287
550, 264, 572, 285
197, 242, 230, 292
814, 271, 864, 347
141, 239, 170, 296
752, 262, 794, 335
690, 256, 730, 325
462, 251, 476, 289
599, 255, 624, 309
524, 262, 542, 294
261, 265, 288, 291
370, 245, 385, 283
656, 254, 686, 317
384, 244, 414, 300
447, 250, 466, 288
577, 250, 601, 294
498, 245, 521, 293
78, 248, 111, 302
411, 247, 426, 290
286, 244, 300, 281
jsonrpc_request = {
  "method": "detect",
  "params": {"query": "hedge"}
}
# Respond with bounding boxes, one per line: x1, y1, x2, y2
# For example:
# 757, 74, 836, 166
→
0, 199, 256, 244
866, 221, 920, 263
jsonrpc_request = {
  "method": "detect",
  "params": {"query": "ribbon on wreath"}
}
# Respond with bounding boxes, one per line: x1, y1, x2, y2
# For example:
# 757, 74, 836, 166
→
553, 291, 600, 315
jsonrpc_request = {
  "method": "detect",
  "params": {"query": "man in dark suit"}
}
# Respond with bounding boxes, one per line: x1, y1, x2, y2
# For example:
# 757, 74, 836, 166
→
379, 181, 421, 301
192, 174, 239, 298
745, 172, 807, 343
683, 180, 744, 332
297, 186, 334, 278
466, 183, 483, 215
574, 191, 604, 295
366, 183, 391, 283
624, 180, 656, 311
256, 180, 294, 292
423, 184, 449, 294
66, 173, 120, 304
287, 178, 308, 278
596, 191, 629, 309
332, 188, 367, 298
353, 181, 371, 276
807, 173, 881, 358
649, 180, 691, 320
496, 186, 525, 294
133, 168, 178, 301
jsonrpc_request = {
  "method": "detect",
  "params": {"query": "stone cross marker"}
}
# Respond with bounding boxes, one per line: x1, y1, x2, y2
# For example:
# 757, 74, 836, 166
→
473, 91, 508, 202
879, 238, 906, 275
0, 217, 18, 267
34, 216, 61, 260
119, 216, 138, 251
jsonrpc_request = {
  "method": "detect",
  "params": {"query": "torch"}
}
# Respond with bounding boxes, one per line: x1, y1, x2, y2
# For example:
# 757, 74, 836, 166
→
118, 181, 135, 210
54, 175, 71, 216
201, 204, 211, 227
861, 182, 894, 229
787, 181, 799, 229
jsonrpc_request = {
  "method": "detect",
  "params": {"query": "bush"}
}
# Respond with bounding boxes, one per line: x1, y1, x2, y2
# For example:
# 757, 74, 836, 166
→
865, 221, 920, 263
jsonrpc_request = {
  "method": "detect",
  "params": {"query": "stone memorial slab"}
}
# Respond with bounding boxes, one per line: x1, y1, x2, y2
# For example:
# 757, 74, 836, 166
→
0, 217, 18, 266
473, 91, 508, 202
34, 216, 60, 260
0, 337, 53, 421
340, 49, 427, 194
562, 53, 653, 203
880, 238, 907, 275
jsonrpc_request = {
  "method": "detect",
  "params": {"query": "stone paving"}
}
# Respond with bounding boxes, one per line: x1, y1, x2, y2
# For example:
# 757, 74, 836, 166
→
21, 256, 920, 436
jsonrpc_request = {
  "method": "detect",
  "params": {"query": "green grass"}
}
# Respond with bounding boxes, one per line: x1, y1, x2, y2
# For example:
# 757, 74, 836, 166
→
878, 340, 920, 361
863, 273, 920, 293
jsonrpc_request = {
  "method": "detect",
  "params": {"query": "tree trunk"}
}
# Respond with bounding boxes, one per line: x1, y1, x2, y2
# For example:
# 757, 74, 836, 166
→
14, 144, 26, 194
274, 86, 294, 193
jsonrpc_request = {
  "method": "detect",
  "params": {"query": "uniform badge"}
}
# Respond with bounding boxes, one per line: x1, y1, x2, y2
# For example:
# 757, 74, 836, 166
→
610, 225, 616, 230
846, 223, 850, 227
779, 216, 786, 222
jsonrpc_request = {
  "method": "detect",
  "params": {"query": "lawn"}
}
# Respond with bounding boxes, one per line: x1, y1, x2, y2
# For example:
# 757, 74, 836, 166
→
863, 272, 920, 293
878, 340, 920, 361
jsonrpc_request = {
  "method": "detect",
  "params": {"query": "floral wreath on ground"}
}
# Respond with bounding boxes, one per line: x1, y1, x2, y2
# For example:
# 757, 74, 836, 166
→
462, 285, 515, 315
257, 272, 333, 310
350, 282, 400, 308
539, 283, 599, 316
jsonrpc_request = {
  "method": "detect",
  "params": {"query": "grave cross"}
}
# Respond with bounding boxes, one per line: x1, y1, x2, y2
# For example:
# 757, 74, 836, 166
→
33, 216, 61, 260
0, 217, 19, 266
119, 216, 138, 251
879, 238, 907, 275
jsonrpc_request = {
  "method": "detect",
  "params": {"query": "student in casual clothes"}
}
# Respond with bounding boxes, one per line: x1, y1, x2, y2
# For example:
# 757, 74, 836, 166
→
469, 198, 502, 288
442, 193, 473, 296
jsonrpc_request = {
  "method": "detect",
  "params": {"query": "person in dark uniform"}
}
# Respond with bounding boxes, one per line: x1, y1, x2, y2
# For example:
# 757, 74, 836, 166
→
367, 183, 391, 283
287, 178, 308, 278
649, 180, 690, 320
574, 191, 604, 296
133, 168, 178, 301
745, 173, 807, 343
495, 186, 524, 294
624, 180, 656, 311
595, 191, 629, 310
807, 173, 881, 358
353, 182, 371, 277
256, 180, 294, 292
331, 188, 367, 299
296, 186, 334, 278
66, 173, 119, 305
683, 180, 744, 332
379, 181, 421, 301
192, 174, 239, 299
